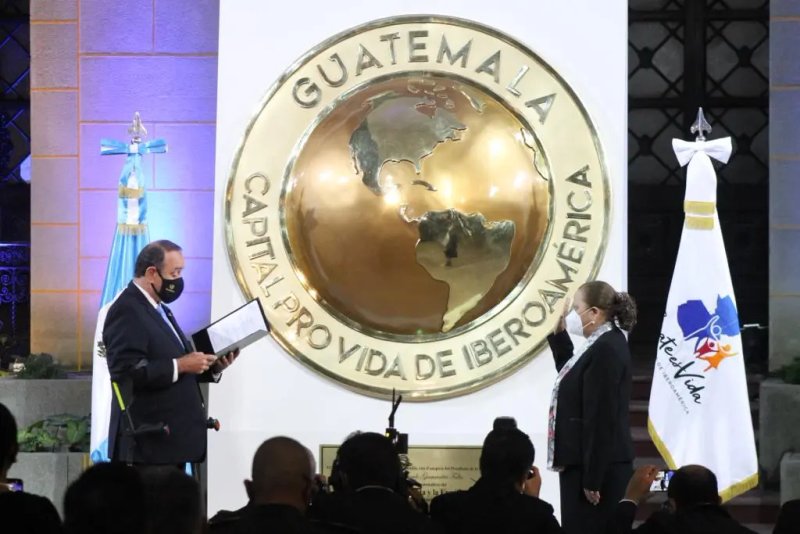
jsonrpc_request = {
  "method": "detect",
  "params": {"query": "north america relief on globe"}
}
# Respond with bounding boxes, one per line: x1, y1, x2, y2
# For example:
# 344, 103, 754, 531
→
284, 76, 551, 337
349, 84, 516, 332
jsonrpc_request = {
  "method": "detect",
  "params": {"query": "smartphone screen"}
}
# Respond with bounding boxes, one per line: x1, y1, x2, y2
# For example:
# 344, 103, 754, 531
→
6, 478, 23, 492
649, 470, 673, 492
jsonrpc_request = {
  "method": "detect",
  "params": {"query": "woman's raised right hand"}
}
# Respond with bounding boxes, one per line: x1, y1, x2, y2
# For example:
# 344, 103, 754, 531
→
554, 298, 570, 334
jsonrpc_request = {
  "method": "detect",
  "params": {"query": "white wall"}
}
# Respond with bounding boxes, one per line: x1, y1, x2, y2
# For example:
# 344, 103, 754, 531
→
210, 0, 628, 518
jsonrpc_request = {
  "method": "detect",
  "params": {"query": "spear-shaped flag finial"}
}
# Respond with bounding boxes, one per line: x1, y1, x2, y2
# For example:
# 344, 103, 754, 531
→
690, 107, 712, 141
128, 112, 148, 143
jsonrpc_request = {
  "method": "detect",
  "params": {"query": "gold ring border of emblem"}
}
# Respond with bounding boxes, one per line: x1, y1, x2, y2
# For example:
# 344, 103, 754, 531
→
224, 15, 612, 400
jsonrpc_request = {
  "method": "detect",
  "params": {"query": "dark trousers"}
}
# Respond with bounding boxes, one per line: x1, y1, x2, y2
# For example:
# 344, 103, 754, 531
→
559, 462, 632, 534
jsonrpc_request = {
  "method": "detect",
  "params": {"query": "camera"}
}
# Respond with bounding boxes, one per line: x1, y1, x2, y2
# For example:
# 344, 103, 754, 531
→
492, 416, 518, 431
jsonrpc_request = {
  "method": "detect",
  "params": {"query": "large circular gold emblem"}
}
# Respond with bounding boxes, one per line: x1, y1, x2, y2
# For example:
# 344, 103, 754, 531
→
225, 16, 610, 400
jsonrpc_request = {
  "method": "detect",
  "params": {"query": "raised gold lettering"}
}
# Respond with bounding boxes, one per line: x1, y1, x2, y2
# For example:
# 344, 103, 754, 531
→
416, 354, 436, 380
245, 173, 269, 195
308, 325, 332, 349
470, 340, 492, 366
487, 329, 511, 357
567, 190, 592, 212
546, 260, 578, 293
384, 356, 407, 380
365, 349, 387, 376
380, 33, 400, 64
338, 337, 361, 363
557, 241, 585, 264
437, 349, 456, 378
437, 36, 471, 67
522, 301, 547, 327
504, 318, 529, 346
475, 51, 501, 83
317, 53, 347, 87
355, 44, 383, 76
408, 30, 429, 62
292, 77, 321, 108
242, 195, 268, 218
524, 93, 556, 124
566, 165, 591, 188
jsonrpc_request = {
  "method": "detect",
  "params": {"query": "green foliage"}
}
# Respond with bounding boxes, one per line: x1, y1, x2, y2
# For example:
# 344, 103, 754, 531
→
17, 414, 90, 452
15, 353, 67, 379
776, 357, 800, 385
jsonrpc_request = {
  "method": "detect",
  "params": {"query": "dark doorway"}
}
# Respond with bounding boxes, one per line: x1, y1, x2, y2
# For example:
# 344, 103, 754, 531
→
627, 0, 768, 363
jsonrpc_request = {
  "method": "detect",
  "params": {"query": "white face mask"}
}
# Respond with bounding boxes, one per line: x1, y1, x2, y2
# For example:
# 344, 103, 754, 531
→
565, 309, 588, 337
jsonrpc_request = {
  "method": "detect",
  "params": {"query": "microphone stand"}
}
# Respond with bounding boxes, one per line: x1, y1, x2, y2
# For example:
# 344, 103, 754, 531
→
112, 381, 169, 465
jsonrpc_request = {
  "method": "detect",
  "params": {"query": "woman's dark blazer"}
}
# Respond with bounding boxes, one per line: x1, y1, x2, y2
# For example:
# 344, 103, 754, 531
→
547, 327, 634, 490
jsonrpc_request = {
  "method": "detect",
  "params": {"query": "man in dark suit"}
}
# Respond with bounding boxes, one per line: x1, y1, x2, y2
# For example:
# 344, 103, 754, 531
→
611, 464, 756, 534
103, 240, 237, 465
209, 436, 355, 534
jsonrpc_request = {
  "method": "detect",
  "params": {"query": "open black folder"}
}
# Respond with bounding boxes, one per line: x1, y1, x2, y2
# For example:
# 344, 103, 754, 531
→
192, 298, 269, 358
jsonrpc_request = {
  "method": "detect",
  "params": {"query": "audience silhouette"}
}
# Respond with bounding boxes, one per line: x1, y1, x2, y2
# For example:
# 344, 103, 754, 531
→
0, 401, 792, 533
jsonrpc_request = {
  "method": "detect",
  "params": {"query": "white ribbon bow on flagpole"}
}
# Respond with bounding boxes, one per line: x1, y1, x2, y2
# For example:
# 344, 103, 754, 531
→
672, 137, 733, 205
672, 137, 733, 167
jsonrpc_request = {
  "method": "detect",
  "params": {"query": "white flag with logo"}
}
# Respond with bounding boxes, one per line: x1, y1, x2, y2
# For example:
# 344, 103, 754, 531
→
648, 134, 758, 502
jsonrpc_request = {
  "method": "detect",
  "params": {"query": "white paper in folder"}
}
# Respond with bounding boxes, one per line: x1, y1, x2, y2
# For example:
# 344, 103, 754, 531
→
192, 299, 269, 357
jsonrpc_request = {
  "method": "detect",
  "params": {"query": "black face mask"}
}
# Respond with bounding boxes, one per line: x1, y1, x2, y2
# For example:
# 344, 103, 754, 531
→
152, 269, 184, 304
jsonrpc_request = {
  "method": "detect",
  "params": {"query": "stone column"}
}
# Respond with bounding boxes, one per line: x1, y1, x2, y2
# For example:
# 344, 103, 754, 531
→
766, 0, 800, 500
770, 1, 800, 371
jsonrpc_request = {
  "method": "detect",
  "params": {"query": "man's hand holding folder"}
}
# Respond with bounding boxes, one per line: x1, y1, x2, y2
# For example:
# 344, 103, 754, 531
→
192, 299, 269, 360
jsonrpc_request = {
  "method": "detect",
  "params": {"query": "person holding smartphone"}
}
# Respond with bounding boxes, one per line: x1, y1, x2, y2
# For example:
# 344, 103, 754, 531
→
0, 402, 63, 533
613, 465, 757, 534
546, 281, 637, 534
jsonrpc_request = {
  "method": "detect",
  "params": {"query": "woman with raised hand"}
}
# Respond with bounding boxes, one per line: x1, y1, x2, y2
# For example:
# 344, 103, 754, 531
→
546, 281, 637, 534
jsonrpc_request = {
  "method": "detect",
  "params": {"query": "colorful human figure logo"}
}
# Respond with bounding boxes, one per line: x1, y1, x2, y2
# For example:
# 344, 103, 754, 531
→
677, 296, 740, 371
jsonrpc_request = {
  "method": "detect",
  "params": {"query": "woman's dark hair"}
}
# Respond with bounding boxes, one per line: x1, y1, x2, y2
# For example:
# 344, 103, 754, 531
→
63, 463, 146, 534
140, 466, 202, 534
0, 402, 18, 471
479, 427, 534, 487
336, 432, 402, 491
580, 280, 638, 331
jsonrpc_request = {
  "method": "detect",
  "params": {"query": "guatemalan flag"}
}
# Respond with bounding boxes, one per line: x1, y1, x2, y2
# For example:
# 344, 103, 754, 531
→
647, 118, 758, 502
89, 115, 166, 463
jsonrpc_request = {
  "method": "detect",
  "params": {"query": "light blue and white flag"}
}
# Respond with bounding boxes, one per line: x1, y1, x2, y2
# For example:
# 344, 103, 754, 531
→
648, 120, 758, 502
89, 115, 166, 463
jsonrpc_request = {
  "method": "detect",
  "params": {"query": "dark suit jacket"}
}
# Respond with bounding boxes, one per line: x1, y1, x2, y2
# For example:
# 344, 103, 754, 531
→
103, 281, 214, 464
314, 488, 438, 534
547, 328, 634, 489
430, 478, 562, 534
209, 504, 360, 534
0, 491, 63, 534
774, 499, 800, 534
611, 501, 757, 534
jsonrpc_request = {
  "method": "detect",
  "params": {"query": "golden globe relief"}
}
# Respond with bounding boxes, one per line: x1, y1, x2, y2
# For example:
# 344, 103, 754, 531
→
225, 16, 610, 399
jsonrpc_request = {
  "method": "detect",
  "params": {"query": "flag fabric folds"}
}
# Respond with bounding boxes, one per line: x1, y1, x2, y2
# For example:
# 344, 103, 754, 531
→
89, 135, 166, 463
647, 135, 758, 502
